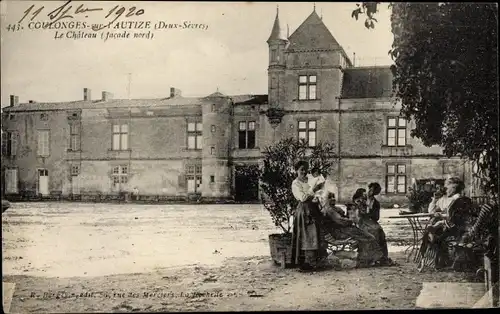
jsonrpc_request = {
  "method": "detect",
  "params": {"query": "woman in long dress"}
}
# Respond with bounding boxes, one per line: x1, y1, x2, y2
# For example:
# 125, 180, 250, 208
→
417, 177, 473, 271
351, 188, 395, 266
290, 160, 324, 271
318, 190, 384, 267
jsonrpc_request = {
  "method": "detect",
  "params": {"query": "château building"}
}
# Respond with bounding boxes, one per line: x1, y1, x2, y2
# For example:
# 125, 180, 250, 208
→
1, 8, 470, 204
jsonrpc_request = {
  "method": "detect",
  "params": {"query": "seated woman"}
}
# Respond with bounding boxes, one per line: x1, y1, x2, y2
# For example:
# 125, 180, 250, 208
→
417, 177, 473, 272
350, 188, 395, 266
318, 190, 384, 267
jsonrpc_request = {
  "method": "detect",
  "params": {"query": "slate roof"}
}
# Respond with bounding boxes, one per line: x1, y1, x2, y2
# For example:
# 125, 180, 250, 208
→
230, 94, 268, 105
3, 94, 269, 112
2, 97, 205, 112
287, 11, 341, 51
341, 66, 394, 99
267, 8, 287, 42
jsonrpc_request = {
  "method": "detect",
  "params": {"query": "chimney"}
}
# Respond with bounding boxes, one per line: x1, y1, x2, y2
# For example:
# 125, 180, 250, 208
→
102, 91, 113, 101
29, 100, 35, 103
83, 88, 91, 101
169, 87, 182, 98
9, 95, 15, 107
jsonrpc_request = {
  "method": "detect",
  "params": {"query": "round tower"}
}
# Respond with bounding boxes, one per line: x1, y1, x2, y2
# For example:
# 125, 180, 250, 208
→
267, 6, 288, 108
200, 91, 233, 200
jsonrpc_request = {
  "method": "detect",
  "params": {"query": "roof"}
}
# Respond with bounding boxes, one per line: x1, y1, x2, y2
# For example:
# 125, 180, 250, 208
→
2, 94, 269, 112
2, 97, 206, 112
287, 10, 341, 51
341, 66, 394, 99
267, 7, 287, 42
230, 94, 268, 105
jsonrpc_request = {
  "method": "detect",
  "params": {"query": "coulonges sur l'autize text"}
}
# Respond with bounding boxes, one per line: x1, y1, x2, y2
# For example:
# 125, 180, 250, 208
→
6, 0, 209, 41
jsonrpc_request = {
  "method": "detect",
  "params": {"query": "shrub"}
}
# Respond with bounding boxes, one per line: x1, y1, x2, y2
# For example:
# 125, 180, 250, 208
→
259, 138, 336, 234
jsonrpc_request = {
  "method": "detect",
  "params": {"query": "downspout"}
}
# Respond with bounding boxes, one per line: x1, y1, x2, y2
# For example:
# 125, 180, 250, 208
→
228, 98, 234, 200
336, 96, 342, 202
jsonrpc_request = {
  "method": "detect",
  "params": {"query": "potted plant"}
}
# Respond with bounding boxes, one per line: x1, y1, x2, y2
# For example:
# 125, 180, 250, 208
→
406, 179, 444, 213
259, 138, 336, 267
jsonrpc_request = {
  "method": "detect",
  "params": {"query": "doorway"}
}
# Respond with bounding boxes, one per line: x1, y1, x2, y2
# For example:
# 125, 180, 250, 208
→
234, 165, 259, 202
38, 169, 49, 196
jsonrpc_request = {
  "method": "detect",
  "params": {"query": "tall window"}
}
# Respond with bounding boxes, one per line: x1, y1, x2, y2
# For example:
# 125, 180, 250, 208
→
69, 123, 81, 151
298, 120, 317, 147
5, 168, 18, 194
386, 164, 407, 194
271, 49, 278, 62
387, 117, 407, 147
112, 124, 128, 150
186, 164, 202, 193
298, 75, 317, 100
1, 131, 17, 157
37, 130, 50, 156
187, 122, 202, 150
111, 165, 128, 191
238, 121, 256, 149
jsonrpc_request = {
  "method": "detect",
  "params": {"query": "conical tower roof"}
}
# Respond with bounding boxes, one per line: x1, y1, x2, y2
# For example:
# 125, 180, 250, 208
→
287, 10, 341, 50
267, 6, 287, 42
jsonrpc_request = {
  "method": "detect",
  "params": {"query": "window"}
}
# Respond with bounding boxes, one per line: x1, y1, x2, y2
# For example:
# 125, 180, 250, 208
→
111, 165, 128, 191
386, 164, 407, 194
271, 49, 277, 62
37, 130, 50, 156
211, 125, 216, 133
71, 165, 80, 176
387, 117, 407, 147
1, 131, 17, 157
40, 113, 48, 121
298, 75, 317, 100
69, 123, 81, 151
187, 122, 202, 150
112, 124, 128, 150
298, 120, 317, 147
186, 164, 202, 193
5, 168, 18, 194
210, 147, 215, 155
238, 121, 256, 149
211, 104, 216, 112
210, 175, 215, 183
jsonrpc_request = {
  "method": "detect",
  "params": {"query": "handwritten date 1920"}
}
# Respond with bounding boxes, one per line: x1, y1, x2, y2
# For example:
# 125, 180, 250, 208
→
18, 0, 144, 31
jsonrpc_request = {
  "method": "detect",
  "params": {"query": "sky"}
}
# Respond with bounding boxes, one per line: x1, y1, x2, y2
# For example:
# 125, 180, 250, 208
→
0, 1, 394, 106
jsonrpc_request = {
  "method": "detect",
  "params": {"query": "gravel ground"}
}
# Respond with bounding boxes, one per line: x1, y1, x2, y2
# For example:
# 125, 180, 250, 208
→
2, 202, 474, 312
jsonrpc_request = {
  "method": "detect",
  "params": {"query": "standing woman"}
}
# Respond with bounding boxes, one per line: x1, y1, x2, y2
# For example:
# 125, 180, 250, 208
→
291, 160, 324, 271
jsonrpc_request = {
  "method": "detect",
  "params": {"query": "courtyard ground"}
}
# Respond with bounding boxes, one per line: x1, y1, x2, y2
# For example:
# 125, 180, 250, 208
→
2, 202, 482, 312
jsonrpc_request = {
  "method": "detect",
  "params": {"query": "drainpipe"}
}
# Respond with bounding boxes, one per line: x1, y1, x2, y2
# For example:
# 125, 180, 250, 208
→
336, 96, 342, 202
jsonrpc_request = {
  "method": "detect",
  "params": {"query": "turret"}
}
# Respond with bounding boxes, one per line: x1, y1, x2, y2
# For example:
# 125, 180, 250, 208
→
267, 6, 288, 68
267, 6, 288, 110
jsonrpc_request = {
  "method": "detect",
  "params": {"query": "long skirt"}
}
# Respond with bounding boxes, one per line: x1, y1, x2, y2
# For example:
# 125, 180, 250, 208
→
358, 217, 389, 259
326, 223, 384, 266
291, 201, 320, 266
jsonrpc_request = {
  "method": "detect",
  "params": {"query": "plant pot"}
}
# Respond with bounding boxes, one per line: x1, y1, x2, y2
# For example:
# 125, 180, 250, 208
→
269, 233, 293, 268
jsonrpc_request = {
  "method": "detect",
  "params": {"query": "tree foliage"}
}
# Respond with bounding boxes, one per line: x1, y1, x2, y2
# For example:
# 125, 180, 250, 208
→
259, 138, 336, 234
352, 3, 498, 197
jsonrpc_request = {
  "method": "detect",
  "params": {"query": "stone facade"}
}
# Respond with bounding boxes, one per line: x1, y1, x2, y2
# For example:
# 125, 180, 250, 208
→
1, 9, 469, 204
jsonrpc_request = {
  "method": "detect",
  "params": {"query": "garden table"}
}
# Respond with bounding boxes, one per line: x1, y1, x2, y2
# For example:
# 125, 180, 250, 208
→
388, 213, 434, 263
